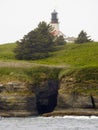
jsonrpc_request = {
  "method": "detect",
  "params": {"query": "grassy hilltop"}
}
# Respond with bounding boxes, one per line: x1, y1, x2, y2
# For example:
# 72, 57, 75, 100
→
33, 42, 98, 67
0, 42, 98, 67
0, 43, 16, 60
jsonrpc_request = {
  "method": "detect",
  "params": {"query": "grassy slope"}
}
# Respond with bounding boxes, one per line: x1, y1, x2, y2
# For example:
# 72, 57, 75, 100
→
0, 42, 98, 67
0, 43, 16, 60
34, 42, 98, 67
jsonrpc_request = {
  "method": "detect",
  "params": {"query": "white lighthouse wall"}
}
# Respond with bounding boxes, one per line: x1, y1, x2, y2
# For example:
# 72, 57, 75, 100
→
51, 23, 59, 32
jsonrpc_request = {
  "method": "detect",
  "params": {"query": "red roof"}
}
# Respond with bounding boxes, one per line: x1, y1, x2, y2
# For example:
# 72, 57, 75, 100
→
51, 30, 59, 36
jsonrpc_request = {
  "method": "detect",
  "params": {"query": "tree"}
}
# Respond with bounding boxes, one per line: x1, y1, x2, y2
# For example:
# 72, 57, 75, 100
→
54, 35, 66, 45
75, 30, 92, 44
14, 21, 54, 60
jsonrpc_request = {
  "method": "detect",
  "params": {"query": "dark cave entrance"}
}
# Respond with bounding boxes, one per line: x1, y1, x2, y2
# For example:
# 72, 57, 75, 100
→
36, 93, 58, 114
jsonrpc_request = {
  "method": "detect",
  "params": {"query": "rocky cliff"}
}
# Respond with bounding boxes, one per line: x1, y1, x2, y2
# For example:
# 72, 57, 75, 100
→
0, 66, 98, 117
0, 82, 37, 116
0, 80, 59, 117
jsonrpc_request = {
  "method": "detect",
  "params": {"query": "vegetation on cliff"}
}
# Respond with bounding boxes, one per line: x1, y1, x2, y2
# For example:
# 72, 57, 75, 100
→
59, 66, 98, 94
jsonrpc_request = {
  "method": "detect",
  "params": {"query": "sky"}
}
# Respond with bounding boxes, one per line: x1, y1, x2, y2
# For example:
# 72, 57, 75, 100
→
0, 0, 98, 44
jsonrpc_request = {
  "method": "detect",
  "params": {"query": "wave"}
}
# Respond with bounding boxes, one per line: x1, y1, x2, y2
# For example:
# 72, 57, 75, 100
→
41, 115, 98, 120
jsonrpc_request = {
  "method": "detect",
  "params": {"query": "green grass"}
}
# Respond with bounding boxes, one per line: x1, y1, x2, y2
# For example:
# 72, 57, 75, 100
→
58, 65, 98, 95
0, 42, 98, 67
0, 43, 16, 60
0, 66, 61, 83
33, 42, 98, 67
0, 67, 33, 83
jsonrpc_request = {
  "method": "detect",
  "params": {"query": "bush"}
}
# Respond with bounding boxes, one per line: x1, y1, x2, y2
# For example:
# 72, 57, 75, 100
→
75, 30, 92, 44
54, 36, 66, 45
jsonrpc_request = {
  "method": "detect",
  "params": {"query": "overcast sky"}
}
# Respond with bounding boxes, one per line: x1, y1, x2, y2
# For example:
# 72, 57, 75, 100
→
0, 0, 98, 44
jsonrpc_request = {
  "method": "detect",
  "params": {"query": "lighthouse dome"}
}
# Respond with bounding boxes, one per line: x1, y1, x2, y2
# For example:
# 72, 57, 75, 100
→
51, 10, 58, 23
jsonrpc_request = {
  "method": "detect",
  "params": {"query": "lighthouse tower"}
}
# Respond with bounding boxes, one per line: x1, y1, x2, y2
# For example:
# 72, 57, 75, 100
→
50, 10, 59, 36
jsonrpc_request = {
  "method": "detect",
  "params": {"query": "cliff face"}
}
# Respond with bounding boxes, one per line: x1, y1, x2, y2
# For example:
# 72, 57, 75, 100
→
57, 76, 98, 109
0, 67, 98, 116
0, 80, 59, 116
0, 82, 37, 116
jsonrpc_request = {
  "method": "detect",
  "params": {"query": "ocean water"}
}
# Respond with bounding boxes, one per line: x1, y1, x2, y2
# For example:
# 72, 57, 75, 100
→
0, 116, 98, 130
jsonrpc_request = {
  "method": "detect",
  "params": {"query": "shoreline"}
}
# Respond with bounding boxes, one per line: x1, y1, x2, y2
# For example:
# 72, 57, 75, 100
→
0, 109, 98, 117
42, 109, 98, 117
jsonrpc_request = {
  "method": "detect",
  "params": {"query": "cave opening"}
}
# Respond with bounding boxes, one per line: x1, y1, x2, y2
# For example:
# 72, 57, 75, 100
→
36, 93, 58, 114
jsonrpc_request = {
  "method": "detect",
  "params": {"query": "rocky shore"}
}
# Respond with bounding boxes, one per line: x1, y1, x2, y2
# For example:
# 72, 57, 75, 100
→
0, 66, 98, 117
42, 109, 98, 117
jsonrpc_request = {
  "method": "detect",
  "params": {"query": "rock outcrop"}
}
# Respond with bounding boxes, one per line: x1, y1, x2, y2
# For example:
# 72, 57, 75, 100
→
56, 75, 98, 111
0, 68, 98, 117
0, 82, 37, 117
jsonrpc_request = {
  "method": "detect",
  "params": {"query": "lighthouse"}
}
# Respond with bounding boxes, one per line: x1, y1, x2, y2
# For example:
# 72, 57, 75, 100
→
50, 10, 59, 36
50, 10, 66, 40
